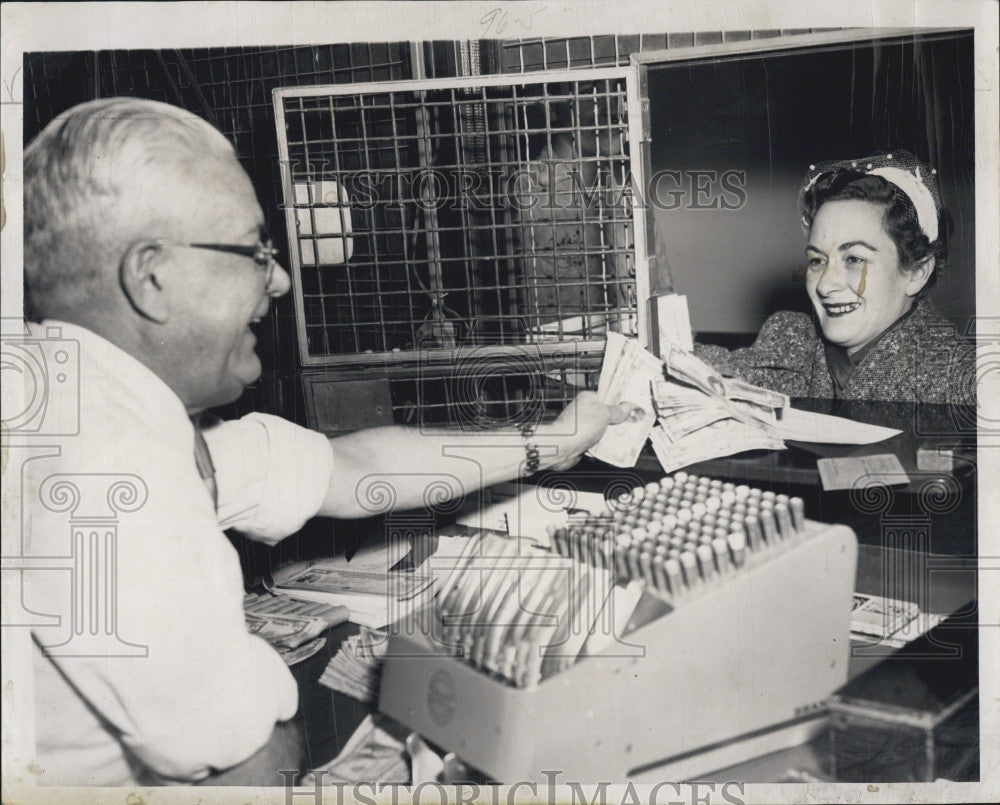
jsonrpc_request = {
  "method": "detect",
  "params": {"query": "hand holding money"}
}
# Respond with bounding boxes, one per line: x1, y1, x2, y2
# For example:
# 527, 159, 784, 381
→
588, 333, 788, 471
542, 391, 646, 471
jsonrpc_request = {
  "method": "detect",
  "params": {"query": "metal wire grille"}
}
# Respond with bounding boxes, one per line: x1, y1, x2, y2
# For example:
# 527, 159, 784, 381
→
275, 68, 637, 370
497, 30, 823, 72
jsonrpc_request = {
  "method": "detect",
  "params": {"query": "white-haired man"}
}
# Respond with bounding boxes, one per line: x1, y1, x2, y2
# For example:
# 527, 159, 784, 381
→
20, 97, 632, 786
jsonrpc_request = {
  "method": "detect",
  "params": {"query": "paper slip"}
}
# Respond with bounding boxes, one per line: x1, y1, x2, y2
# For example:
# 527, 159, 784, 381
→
817, 453, 910, 491
457, 482, 611, 542
653, 293, 694, 352
589, 333, 661, 467
305, 715, 409, 784
776, 406, 901, 444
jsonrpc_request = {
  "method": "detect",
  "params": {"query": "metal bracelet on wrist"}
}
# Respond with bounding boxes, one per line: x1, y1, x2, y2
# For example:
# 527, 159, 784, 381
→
520, 422, 541, 476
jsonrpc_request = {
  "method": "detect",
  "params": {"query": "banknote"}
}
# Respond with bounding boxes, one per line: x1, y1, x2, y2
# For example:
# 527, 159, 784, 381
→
592, 337, 788, 471
311, 715, 410, 783
850, 592, 920, 639
243, 590, 350, 624
318, 627, 389, 703
649, 418, 785, 473
723, 376, 789, 410
662, 342, 728, 397
588, 335, 661, 467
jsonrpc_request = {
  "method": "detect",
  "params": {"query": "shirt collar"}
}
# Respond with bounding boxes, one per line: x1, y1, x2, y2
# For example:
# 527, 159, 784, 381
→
33, 319, 194, 438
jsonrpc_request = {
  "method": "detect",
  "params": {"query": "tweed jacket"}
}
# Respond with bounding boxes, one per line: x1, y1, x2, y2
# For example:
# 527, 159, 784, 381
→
694, 298, 975, 404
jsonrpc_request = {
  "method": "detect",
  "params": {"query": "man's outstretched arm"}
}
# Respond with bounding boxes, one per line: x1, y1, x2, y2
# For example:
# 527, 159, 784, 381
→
318, 392, 637, 519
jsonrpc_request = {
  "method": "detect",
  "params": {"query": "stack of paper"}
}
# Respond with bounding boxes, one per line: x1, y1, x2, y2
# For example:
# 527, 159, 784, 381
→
653, 293, 694, 352
588, 333, 787, 471
272, 562, 435, 629
318, 627, 389, 703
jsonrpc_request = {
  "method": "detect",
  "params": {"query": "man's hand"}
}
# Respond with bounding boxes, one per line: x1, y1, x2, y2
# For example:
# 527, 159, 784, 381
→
540, 391, 643, 471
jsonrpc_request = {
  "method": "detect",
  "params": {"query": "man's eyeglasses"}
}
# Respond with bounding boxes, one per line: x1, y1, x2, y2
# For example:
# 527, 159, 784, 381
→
154, 239, 280, 293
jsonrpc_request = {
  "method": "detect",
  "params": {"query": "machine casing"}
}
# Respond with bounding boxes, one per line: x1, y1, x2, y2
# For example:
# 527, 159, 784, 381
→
379, 520, 857, 780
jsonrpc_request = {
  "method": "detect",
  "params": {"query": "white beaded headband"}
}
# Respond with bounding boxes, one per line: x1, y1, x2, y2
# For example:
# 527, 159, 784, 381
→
801, 152, 940, 242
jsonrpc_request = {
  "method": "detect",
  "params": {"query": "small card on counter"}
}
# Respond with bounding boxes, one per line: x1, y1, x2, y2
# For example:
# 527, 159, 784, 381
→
850, 592, 920, 639
817, 453, 910, 491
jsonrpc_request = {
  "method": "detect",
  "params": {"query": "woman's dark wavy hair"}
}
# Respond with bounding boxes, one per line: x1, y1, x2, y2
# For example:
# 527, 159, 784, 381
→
800, 170, 951, 295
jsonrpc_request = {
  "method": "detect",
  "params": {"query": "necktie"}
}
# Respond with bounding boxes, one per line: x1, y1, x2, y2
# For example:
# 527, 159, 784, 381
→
191, 416, 219, 510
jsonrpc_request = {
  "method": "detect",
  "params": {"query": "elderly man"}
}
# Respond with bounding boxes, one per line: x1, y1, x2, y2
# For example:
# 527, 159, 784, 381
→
21, 97, 630, 786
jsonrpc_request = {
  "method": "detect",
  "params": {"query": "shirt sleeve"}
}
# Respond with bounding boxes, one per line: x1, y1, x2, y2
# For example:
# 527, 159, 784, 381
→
203, 413, 334, 544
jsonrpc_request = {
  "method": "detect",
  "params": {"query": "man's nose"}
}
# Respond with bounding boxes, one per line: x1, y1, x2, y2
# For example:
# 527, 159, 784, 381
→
268, 261, 292, 297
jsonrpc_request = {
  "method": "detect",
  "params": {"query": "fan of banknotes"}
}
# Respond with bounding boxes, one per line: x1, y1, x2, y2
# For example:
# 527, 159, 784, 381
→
589, 333, 788, 470
243, 591, 349, 665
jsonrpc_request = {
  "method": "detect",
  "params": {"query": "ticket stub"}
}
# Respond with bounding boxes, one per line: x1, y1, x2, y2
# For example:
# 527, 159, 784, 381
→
850, 592, 920, 638
817, 453, 910, 491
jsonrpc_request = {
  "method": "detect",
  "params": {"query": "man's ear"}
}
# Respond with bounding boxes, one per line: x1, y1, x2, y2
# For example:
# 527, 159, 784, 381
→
905, 255, 935, 297
120, 240, 170, 322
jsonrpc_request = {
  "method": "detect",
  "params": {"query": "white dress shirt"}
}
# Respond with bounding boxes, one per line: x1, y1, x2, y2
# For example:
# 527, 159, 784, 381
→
22, 321, 334, 785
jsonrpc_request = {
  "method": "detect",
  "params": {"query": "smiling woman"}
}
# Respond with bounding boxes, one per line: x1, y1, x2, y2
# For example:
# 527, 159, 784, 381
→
694, 152, 976, 405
